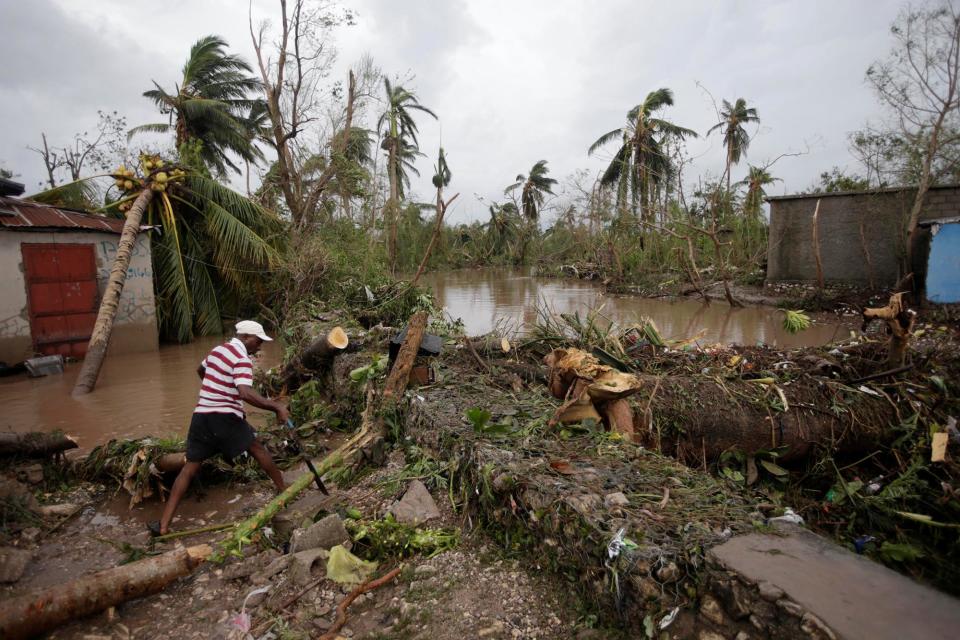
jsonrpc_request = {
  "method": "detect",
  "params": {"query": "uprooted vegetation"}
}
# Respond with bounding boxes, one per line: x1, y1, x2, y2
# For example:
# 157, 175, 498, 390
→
2, 293, 958, 637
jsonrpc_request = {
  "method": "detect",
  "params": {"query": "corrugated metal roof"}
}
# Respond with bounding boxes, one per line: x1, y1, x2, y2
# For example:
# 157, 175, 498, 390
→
0, 196, 124, 234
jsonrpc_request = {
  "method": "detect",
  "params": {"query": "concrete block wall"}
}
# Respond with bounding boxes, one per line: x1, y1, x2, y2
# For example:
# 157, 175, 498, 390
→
766, 185, 960, 287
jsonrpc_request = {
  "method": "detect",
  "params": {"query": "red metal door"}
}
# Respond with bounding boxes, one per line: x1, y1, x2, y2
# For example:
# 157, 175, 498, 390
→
21, 243, 99, 358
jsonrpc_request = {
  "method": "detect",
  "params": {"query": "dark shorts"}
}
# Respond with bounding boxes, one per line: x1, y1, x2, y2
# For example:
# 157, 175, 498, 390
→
185, 412, 256, 462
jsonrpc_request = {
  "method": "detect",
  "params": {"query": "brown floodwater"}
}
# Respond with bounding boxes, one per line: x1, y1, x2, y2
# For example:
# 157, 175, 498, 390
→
2, 268, 847, 450
0, 336, 281, 450
420, 267, 847, 347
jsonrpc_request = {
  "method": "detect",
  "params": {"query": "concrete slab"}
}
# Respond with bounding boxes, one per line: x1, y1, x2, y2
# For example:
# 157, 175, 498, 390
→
708, 524, 960, 640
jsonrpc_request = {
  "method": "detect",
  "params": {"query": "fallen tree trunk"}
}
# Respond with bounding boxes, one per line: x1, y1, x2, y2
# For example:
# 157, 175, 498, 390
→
0, 431, 77, 458
0, 544, 210, 639
632, 374, 892, 462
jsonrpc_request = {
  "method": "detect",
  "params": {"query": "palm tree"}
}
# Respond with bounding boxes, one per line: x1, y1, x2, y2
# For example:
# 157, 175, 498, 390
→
589, 88, 697, 222
708, 98, 760, 195
739, 165, 781, 217
505, 160, 558, 222
131, 35, 263, 176
67, 153, 282, 395
377, 79, 437, 272
484, 202, 520, 261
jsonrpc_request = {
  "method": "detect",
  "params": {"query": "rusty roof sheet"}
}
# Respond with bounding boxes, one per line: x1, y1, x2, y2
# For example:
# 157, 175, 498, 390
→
0, 196, 124, 234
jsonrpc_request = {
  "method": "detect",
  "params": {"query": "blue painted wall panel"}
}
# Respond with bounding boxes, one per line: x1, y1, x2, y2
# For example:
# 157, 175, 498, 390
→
927, 222, 960, 303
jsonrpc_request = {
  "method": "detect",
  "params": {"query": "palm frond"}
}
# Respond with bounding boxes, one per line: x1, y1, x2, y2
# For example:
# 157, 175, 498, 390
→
152, 199, 193, 342
588, 128, 624, 155
28, 179, 100, 210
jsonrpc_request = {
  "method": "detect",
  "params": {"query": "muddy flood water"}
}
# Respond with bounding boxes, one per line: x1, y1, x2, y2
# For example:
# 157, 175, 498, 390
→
421, 268, 847, 346
0, 337, 281, 450
2, 268, 847, 450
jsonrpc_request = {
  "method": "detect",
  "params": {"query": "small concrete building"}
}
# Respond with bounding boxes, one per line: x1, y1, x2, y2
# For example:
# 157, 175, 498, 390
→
766, 184, 960, 293
0, 188, 158, 363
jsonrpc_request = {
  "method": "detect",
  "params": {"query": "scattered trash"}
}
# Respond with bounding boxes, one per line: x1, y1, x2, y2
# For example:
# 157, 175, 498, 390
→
768, 508, 804, 526
326, 544, 378, 585
658, 606, 680, 630
865, 476, 884, 495
853, 535, 876, 554
946, 416, 960, 445
931, 432, 949, 463
24, 355, 64, 378
607, 527, 626, 559
229, 585, 272, 634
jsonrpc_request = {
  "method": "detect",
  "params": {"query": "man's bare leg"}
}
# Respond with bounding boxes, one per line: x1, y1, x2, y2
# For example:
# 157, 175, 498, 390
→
249, 440, 287, 492
158, 461, 202, 535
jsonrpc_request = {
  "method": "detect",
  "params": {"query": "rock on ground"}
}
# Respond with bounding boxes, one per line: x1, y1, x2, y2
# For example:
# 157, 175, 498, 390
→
290, 514, 350, 553
387, 480, 440, 524
0, 547, 32, 583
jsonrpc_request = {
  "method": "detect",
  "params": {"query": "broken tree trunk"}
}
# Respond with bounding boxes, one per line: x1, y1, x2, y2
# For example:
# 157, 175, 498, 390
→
384, 312, 428, 402
0, 544, 210, 640
0, 431, 77, 458
282, 326, 350, 390
862, 292, 916, 367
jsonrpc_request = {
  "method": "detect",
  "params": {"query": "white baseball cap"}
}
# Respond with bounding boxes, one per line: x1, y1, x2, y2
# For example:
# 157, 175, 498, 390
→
235, 320, 273, 342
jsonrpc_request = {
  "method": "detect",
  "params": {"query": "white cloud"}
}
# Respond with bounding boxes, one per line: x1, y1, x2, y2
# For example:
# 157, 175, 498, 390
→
1, 0, 905, 220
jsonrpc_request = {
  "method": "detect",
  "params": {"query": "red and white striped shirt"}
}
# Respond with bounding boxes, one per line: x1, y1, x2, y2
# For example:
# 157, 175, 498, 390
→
195, 338, 254, 418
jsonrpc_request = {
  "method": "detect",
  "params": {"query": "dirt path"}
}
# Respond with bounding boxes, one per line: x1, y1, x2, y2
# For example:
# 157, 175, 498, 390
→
4, 446, 591, 640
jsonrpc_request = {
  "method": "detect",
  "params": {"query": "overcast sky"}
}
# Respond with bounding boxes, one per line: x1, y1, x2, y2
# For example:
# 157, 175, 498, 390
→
1, 0, 908, 224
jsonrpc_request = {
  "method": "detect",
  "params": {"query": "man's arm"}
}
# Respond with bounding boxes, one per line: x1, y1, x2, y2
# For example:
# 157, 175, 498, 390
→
237, 385, 289, 424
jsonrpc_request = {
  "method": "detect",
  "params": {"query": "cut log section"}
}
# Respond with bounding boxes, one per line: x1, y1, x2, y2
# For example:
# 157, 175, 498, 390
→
0, 544, 211, 639
301, 326, 350, 370
0, 431, 78, 458
466, 334, 512, 357
283, 326, 350, 390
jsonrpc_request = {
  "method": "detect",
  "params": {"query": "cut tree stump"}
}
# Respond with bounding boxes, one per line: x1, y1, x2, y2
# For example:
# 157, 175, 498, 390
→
0, 544, 210, 639
0, 431, 77, 458
283, 326, 350, 390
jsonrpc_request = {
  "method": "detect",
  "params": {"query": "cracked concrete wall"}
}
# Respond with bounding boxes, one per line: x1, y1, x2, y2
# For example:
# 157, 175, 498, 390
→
0, 230, 157, 363
766, 186, 960, 287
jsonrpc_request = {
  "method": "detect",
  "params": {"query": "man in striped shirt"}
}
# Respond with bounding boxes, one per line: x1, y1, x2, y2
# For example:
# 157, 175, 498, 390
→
155, 320, 288, 536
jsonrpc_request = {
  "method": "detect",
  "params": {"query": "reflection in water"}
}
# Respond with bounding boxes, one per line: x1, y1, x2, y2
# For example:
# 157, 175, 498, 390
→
0, 336, 280, 449
2, 269, 846, 448
421, 267, 845, 348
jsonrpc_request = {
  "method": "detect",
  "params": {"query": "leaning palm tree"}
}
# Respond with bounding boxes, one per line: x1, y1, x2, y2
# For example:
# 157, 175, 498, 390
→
739, 165, 781, 217
589, 88, 697, 222
708, 98, 760, 195
377, 79, 437, 272
68, 152, 282, 395
130, 35, 263, 176
505, 160, 558, 222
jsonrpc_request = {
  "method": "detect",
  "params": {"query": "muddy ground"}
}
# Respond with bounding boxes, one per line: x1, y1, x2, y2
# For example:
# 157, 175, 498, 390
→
2, 444, 594, 640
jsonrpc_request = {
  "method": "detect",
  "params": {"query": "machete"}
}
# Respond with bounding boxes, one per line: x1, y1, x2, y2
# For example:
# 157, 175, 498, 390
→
285, 419, 329, 495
